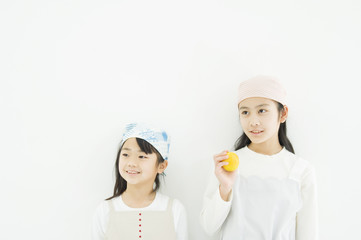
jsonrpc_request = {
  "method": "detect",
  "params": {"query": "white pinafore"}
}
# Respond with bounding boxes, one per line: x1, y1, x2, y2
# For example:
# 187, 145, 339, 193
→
221, 157, 307, 240
105, 198, 177, 240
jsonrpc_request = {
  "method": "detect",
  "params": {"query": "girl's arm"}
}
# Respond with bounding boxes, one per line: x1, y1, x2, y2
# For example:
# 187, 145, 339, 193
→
91, 202, 107, 240
200, 151, 237, 236
173, 199, 189, 240
296, 166, 319, 240
200, 172, 233, 236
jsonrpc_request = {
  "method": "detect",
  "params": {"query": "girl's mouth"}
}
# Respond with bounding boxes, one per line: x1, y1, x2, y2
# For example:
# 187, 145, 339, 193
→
126, 170, 141, 175
250, 130, 264, 135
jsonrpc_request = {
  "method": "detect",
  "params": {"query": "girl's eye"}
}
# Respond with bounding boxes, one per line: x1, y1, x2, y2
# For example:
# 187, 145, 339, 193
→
241, 111, 249, 115
122, 153, 128, 157
259, 109, 267, 114
139, 155, 148, 159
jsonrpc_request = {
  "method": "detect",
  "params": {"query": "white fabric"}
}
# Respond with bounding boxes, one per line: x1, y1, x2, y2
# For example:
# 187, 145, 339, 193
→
200, 146, 318, 240
92, 192, 188, 240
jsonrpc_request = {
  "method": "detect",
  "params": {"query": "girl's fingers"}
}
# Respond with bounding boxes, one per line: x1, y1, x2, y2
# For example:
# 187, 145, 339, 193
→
214, 151, 229, 159
213, 150, 228, 158
213, 150, 230, 172
214, 155, 229, 164
216, 161, 229, 169
214, 155, 228, 162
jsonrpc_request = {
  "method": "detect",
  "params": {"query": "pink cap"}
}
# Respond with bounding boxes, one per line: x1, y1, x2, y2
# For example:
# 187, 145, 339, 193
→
237, 75, 287, 106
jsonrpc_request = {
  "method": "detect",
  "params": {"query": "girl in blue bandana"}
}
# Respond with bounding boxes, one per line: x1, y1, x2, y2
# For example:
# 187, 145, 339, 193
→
92, 123, 188, 240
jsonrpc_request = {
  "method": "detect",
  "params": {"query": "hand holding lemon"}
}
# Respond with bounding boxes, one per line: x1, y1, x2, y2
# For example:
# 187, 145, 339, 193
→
222, 152, 239, 171
213, 150, 239, 201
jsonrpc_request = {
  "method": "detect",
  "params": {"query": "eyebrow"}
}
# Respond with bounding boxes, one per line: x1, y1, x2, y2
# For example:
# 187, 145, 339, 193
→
122, 147, 142, 152
239, 104, 270, 110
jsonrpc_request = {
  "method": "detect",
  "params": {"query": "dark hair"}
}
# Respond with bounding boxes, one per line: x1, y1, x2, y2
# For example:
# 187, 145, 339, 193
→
234, 102, 295, 154
106, 138, 165, 201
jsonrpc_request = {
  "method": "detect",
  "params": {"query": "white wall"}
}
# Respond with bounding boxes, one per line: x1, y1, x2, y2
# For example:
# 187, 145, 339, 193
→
1, 0, 360, 239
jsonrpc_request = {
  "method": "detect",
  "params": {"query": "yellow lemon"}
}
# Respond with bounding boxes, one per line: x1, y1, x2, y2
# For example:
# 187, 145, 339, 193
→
222, 152, 239, 171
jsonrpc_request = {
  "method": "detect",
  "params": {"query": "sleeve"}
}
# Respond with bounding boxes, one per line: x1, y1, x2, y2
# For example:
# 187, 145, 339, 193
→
172, 199, 189, 240
200, 172, 233, 236
91, 202, 108, 240
296, 165, 319, 240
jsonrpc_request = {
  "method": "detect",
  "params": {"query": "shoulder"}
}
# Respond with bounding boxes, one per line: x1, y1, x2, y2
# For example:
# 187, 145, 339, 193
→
156, 193, 186, 213
93, 199, 112, 222
92, 200, 112, 237
285, 151, 316, 182
96, 199, 109, 212
234, 146, 248, 156
234, 147, 250, 163
172, 198, 186, 214
94, 196, 124, 214
294, 153, 314, 174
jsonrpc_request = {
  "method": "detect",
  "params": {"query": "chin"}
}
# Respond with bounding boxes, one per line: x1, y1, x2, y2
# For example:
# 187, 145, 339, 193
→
245, 135, 263, 144
250, 140, 265, 145
248, 136, 268, 145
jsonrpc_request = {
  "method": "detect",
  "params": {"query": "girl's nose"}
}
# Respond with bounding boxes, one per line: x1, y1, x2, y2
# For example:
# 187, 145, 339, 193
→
250, 117, 261, 126
127, 157, 138, 167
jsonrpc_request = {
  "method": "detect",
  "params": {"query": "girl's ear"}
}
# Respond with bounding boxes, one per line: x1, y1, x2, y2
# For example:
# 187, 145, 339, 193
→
280, 105, 289, 123
157, 160, 168, 174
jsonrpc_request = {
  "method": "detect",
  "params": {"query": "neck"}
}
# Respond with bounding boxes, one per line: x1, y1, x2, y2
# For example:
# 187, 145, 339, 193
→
122, 183, 156, 208
248, 135, 283, 156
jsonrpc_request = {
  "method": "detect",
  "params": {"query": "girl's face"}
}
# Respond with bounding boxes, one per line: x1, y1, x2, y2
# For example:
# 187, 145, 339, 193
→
238, 97, 287, 146
118, 138, 167, 187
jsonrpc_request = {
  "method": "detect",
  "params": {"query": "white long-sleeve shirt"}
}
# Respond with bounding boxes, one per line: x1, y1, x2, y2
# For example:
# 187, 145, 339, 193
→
200, 146, 318, 240
92, 192, 188, 240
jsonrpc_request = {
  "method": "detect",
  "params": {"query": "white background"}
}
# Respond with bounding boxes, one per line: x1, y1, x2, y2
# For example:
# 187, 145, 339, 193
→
1, 0, 360, 239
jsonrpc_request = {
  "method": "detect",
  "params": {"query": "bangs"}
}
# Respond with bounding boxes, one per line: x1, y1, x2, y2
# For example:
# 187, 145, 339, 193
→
119, 137, 164, 161
136, 138, 161, 157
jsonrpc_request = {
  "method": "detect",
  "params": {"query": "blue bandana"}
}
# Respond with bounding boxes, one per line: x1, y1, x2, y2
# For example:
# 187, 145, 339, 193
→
121, 123, 170, 160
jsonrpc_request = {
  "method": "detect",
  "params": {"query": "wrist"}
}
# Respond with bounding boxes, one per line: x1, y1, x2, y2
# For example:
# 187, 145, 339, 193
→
219, 184, 232, 202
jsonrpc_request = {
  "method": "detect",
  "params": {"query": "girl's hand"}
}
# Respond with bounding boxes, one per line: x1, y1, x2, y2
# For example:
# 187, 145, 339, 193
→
213, 150, 238, 202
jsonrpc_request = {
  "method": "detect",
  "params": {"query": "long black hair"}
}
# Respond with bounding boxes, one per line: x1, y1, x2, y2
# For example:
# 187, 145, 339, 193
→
234, 102, 295, 154
106, 138, 165, 201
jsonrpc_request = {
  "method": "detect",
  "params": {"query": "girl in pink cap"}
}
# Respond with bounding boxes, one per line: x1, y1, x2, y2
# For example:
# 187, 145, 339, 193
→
200, 76, 318, 240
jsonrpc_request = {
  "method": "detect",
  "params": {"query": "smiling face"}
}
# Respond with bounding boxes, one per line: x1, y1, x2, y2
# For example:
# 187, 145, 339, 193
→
238, 97, 288, 148
118, 138, 167, 187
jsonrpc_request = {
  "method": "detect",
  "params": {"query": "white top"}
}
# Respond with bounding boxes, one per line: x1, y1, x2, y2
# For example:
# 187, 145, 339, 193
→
92, 192, 188, 240
200, 146, 318, 240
